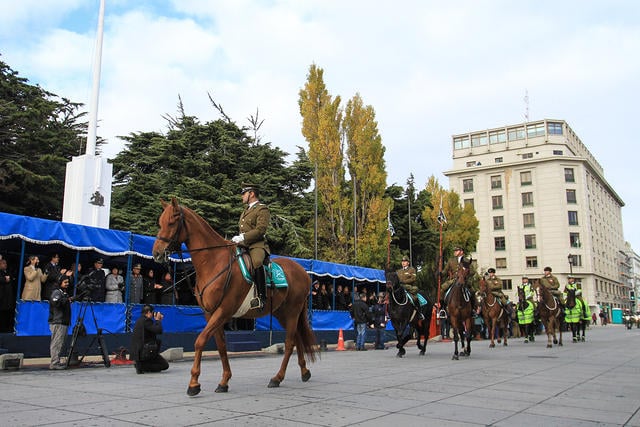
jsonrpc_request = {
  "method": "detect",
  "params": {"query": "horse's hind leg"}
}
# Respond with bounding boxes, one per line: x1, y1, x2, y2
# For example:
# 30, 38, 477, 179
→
268, 312, 300, 388
294, 332, 311, 382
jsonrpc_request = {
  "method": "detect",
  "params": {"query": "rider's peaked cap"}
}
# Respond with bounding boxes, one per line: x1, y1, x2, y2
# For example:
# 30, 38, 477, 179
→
544, 266, 552, 272
487, 268, 496, 273
454, 246, 464, 251
240, 183, 259, 194
401, 256, 410, 262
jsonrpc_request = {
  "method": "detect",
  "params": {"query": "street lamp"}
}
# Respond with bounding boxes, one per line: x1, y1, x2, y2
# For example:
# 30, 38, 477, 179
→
568, 253, 574, 276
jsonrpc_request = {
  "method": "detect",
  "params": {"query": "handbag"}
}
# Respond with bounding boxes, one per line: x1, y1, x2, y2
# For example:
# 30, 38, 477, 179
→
140, 340, 159, 361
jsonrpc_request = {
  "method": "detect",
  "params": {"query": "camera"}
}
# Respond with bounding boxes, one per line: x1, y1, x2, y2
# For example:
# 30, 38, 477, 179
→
75, 277, 98, 300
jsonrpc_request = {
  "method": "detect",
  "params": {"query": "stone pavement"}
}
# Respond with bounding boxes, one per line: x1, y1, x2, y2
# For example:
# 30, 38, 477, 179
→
1, 324, 639, 426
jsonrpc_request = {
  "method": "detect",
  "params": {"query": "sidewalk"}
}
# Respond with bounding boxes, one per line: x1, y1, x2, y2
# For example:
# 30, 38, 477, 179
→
2, 324, 639, 426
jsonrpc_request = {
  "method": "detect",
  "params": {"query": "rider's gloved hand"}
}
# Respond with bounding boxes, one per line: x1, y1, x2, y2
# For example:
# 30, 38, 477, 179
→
231, 234, 245, 244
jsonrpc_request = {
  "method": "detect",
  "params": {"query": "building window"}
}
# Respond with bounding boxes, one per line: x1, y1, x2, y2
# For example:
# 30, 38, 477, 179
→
492, 195, 503, 210
464, 198, 474, 209
496, 258, 507, 269
524, 234, 536, 249
570, 232, 581, 248
522, 153, 533, 159
527, 123, 545, 138
454, 136, 470, 149
564, 168, 575, 183
502, 279, 513, 291
489, 130, 506, 144
553, 150, 563, 155
491, 175, 502, 189
463, 178, 474, 192
548, 122, 563, 135
508, 127, 525, 141
466, 161, 476, 167
522, 192, 534, 207
523, 213, 535, 228
495, 157, 503, 163
526, 256, 538, 268
520, 171, 532, 185
493, 216, 504, 230
569, 254, 582, 267
471, 133, 488, 147
566, 189, 577, 204
495, 236, 506, 251
568, 211, 579, 225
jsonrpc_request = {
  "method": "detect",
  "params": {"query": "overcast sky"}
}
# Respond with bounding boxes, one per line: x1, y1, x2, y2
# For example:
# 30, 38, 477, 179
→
1, 0, 639, 250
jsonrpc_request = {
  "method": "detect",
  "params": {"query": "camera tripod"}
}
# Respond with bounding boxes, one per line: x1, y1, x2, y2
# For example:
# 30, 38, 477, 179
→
64, 300, 111, 368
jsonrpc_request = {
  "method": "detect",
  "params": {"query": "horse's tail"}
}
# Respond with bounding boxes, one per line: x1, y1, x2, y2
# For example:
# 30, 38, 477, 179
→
297, 300, 318, 363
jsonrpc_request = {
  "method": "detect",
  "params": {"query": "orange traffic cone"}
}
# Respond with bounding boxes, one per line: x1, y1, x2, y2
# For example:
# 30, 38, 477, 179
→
429, 305, 438, 339
336, 328, 345, 351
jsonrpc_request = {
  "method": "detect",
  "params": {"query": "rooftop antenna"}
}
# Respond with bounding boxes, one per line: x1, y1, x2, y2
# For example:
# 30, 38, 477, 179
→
524, 89, 529, 123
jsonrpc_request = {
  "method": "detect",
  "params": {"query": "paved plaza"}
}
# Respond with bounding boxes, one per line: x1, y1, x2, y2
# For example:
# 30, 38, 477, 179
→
1, 324, 639, 426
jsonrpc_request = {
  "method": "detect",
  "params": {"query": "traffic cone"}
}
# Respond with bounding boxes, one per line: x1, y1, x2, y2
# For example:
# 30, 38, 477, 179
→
429, 305, 438, 338
336, 328, 345, 351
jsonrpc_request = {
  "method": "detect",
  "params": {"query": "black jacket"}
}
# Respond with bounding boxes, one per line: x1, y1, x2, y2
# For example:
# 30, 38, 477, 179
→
130, 315, 163, 361
352, 299, 370, 324
48, 287, 71, 325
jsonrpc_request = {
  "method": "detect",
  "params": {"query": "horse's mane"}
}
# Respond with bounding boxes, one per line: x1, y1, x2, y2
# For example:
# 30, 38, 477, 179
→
181, 204, 225, 241
385, 270, 399, 286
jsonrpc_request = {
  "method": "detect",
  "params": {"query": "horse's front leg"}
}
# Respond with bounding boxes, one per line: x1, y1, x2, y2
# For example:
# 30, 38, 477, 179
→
488, 318, 495, 348
452, 327, 459, 360
464, 318, 472, 356
188, 313, 229, 396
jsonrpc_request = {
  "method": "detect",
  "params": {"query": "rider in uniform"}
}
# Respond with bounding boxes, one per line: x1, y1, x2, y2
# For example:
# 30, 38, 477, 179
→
540, 266, 563, 305
485, 268, 507, 306
441, 246, 476, 311
396, 255, 422, 319
231, 183, 270, 310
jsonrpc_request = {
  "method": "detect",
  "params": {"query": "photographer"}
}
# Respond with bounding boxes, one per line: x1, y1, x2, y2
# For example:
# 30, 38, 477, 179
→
49, 275, 72, 370
130, 305, 169, 374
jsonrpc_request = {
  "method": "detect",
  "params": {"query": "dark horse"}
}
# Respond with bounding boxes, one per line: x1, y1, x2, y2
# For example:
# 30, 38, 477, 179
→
385, 271, 433, 358
447, 260, 474, 360
532, 282, 563, 348
476, 278, 508, 348
152, 199, 317, 396
565, 288, 586, 343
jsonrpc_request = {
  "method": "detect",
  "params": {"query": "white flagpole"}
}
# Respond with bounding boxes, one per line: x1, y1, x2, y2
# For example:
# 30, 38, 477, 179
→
86, 0, 105, 156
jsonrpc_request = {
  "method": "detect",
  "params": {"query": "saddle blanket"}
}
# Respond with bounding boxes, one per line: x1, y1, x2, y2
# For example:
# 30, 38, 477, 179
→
236, 248, 288, 288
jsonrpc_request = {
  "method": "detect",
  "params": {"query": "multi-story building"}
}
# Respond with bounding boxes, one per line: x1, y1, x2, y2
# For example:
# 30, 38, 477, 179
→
625, 243, 640, 313
444, 119, 626, 316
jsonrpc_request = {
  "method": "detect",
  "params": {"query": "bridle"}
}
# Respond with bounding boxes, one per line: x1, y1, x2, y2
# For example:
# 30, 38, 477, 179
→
156, 206, 187, 255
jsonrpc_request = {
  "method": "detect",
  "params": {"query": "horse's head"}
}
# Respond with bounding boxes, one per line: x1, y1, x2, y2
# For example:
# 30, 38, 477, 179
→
455, 258, 471, 285
565, 287, 576, 309
152, 197, 187, 263
385, 271, 399, 291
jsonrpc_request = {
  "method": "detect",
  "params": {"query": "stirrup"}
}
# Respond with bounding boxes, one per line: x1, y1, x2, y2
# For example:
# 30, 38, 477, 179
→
250, 297, 263, 309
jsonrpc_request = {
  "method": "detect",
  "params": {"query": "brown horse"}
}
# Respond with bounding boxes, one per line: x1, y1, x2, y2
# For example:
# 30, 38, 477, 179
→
152, 198, 317, 396
446, 260, 474, 360
476, 279, 508, 348
532, 282, 563, 348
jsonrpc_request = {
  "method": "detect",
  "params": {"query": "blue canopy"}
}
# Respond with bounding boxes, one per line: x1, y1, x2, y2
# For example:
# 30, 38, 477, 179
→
0, 211, 384, 283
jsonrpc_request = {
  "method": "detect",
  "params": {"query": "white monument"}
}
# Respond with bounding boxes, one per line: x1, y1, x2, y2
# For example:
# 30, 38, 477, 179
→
62, 0, 112, 228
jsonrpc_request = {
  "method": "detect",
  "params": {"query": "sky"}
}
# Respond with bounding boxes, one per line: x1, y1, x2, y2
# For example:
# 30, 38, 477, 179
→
1, 0, 639, 249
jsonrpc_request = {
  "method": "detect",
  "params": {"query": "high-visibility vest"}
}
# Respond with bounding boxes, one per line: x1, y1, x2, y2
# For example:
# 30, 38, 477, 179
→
517, 300, 534, 325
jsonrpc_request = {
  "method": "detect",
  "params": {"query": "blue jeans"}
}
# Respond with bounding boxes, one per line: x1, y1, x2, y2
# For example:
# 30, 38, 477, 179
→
356, 323, 367, 349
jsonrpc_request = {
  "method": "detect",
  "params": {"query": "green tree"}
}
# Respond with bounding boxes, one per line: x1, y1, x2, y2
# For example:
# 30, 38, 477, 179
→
343, 93, 389, 268
298, 64, 350, 262
0, 59, 89, 219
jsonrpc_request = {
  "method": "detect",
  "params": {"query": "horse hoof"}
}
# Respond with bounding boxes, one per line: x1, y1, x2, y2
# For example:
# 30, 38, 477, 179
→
419, 351, 426, 356
187, 385, 201, 396
504, 343, 508, 347
489, 343, 495, 348
558, 342, 563, 347
553, 339, 558, 344
268, 379, 280, 388
396, 353, 404, 358
452, 354, 459, 360
546, 344, 552, 348
301, 371, 311, 382
215, 384, 229, 393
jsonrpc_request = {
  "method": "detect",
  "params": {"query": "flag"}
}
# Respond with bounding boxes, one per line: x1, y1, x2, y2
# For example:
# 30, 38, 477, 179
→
437, 197, 447, 224
387, 208, 395, 236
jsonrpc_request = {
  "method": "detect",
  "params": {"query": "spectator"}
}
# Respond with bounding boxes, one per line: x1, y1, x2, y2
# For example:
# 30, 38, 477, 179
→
592, 312, 597, 326
85, 258, 106, 302
438, 301, 450, 340
320, 283, 331, 310
130, 304, 169, 374
311, 281, 322, 309
599, 311, 605, 326
342, 286, 352, 312
42, 253, 61, 301
48, 275, 72, 370
143, 269, 159, 304
130, 263, 144, 304
352, 292, 369, 351
105, 266, 124, 303
158, 272, 175, 305
22, 255, 46, 301
0, 257, 15, 332
335, 285, 346, 310
372, 292, 387, 349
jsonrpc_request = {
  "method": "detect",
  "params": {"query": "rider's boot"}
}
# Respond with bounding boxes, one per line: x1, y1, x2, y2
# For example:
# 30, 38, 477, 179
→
250, 267, 266, 310
413, 296, 424, 320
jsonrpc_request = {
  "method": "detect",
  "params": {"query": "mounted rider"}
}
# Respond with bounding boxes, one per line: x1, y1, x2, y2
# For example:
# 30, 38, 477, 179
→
540, 266, 564, 305
396, 255, 422, 319
485, 267, 511, 316
441, 246, 476, 310
231, 183, 270, 310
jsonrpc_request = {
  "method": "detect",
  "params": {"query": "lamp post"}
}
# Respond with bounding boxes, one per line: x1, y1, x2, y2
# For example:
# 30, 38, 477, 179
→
568, 254, 574, 276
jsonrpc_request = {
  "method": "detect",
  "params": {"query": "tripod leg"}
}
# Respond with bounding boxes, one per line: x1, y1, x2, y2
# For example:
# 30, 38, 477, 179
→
97, 329, 111, 368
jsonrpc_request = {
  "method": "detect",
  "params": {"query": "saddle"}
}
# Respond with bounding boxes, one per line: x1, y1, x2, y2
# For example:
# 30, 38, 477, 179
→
236, 248, 288, 288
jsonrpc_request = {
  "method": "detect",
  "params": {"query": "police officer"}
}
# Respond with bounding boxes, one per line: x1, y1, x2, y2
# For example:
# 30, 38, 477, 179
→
564, 275, 587, 318
231, 183, 270, 309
